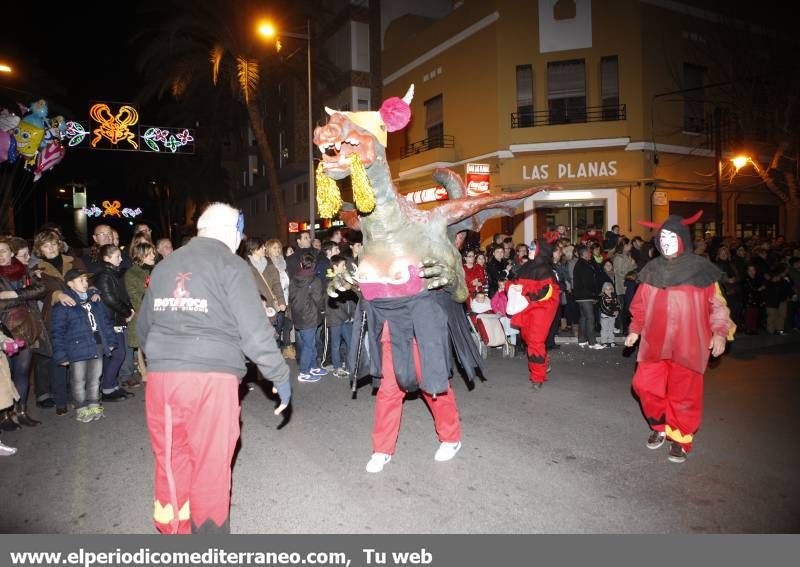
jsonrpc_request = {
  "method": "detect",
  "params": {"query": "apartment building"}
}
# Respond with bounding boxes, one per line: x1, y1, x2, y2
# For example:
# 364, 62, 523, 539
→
382, 0, 786, 246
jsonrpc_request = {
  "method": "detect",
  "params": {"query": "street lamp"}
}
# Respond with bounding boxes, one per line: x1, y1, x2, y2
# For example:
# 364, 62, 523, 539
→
258, 20, 315, 239
0, 64, 11, 74
731, 155, 751, 171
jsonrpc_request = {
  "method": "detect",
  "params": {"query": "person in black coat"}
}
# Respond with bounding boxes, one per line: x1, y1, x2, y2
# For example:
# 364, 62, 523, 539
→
289, 252, 326, 380
90, 245, 134, 401
486, 245, 511, 298
573, 245, 602, 348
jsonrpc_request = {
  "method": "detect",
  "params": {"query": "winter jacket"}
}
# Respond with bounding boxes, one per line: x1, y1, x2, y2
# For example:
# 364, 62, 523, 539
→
764, 277, 792, 308
0, 263, 47, 346
599, 294, 620, 317
137, 237, 289, 385
612, 253, 636, 295
486, 258, 510, 298
50, 288, 118, 365
123, 263, 151, 348
742, 275, 765, 307
572, 258, 599, 301
248, 260, 284, 312
33, 254, 87, 327
325, 288, 357, 326
92, 262, 133, 326
289, 268, 324, 330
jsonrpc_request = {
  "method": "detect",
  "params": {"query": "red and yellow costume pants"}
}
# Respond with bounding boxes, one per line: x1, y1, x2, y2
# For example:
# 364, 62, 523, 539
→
632, 360, 703, 452
146, 371, 240, 534
372, 322, 461, 455
514, 292, 559, 384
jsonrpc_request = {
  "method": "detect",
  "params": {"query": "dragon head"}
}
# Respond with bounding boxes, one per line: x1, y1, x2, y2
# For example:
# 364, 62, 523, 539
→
313, 84, 414, 180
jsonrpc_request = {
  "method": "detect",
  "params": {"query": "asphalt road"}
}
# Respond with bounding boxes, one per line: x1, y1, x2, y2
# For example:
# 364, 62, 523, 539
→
1, 334, 798, 534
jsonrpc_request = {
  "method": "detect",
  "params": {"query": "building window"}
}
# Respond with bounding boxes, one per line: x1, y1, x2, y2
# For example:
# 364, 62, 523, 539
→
425, 95, 444, 143
600, 56, 619, 119
683, 63, 705, 133
295, 182, 308, 204
357, 98, 370, 111
547, 59, 586, 124
516, 64, 534, 127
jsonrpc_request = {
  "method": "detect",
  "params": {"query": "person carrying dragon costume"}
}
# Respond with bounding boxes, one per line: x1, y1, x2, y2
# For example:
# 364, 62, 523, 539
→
312, 85, 553, 473
624, 211, 735, 463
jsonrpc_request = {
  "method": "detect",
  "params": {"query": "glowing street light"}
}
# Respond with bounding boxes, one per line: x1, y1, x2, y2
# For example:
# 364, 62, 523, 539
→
257, 22, 276, 38
731, 155, 751, 171
0, 64, 12, 73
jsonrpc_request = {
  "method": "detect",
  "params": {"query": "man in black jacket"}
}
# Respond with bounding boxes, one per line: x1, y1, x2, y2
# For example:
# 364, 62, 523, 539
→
138, 203, 290, 534
573, 246, 603, 349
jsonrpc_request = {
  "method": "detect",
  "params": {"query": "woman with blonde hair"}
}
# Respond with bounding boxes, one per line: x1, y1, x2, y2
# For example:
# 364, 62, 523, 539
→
265, 238, 294, 359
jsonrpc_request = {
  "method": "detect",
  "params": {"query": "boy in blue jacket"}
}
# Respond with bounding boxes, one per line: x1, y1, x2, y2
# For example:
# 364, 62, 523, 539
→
51, 268, 118, 422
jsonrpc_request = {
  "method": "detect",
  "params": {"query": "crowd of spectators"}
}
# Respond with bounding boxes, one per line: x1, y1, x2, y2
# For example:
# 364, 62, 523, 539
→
1, 217, 797, 458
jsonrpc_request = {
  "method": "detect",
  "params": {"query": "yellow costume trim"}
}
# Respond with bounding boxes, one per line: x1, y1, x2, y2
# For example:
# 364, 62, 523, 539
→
316, 162, 342, 218
349, 154, 376, 214
714, 282, 737, 341
153, 500, 190, 524
537, 285, 553, 302
665, 425, 693, 444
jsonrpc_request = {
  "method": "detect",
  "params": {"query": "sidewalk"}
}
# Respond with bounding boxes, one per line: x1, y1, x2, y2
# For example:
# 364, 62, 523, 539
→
553, 327, 800, 350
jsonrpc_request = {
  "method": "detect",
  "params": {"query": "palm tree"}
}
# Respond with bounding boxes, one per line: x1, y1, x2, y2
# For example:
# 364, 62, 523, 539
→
136, 0, 302, 241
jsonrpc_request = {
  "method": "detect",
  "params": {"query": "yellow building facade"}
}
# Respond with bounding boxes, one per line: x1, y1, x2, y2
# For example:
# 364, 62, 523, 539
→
382, 0, 784, 247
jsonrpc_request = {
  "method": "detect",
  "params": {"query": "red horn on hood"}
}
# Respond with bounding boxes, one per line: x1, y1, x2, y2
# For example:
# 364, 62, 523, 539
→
637, 220, 661, 229
681, 210, 703, 225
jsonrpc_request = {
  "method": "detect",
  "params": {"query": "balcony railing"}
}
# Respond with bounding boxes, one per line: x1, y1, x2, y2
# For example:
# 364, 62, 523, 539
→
401, 134, 455, 158
511, 104, 626, 128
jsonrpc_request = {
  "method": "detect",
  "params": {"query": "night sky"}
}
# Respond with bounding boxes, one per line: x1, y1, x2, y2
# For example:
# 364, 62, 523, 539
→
0, 1, 185, 242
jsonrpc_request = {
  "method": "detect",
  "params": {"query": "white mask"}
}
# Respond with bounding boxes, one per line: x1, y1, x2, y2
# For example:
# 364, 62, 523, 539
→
659, 229, 680, 257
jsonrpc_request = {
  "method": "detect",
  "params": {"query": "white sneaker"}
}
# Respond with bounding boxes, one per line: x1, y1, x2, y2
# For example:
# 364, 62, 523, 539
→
578, 341, 589, 347
366, 452, 392, 473
434, 441, 462, 462
0, 440, 17, 456
589, 343, 606, 350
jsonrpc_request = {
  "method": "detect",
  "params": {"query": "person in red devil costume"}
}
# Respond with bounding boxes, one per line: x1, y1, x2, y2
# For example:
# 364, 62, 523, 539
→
506, 236, 560, 390
624, 211, 735, 463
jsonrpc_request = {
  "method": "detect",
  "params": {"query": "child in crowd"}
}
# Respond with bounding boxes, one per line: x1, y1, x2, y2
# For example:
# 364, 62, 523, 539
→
325, 255, 357, 378
50, 269, 118, 422
598, 282, 620, 347
289, 252, 326, 382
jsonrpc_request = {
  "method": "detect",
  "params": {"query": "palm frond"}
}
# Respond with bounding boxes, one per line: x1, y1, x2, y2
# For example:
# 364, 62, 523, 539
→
236, 57, 260, 104
210, 44, 224, 85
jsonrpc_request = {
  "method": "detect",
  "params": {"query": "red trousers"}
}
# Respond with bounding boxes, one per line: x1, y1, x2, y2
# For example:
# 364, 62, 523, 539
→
632, 360, 703, 452
372, 322, 461, 454
146, 372, 240, 534
518, 300, 559, 384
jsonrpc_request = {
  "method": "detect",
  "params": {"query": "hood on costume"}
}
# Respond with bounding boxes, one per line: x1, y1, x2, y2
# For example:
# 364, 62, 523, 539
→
639, 210, 703, 257
530, 232, 559, 262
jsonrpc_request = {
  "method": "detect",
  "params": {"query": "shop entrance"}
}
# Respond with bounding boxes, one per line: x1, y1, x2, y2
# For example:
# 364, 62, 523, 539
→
534, 199, 606, 242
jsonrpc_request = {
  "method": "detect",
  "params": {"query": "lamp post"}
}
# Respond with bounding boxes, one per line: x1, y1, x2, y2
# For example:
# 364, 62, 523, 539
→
259, 20, 315, 239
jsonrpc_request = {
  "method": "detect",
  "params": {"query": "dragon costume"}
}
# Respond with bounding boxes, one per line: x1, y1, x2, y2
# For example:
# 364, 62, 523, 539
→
312, 85, 551, 471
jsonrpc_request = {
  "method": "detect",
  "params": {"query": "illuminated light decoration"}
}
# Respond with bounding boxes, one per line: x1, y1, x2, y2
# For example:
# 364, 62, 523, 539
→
140, 125, 195, 154
101, 200, 123, 217
163, 135, 181, 153
89, 103, 139, 149
176, 129, 194, 146
122, 207, 143, 218
64, 121, 90, 147
82, 204, 103, 217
